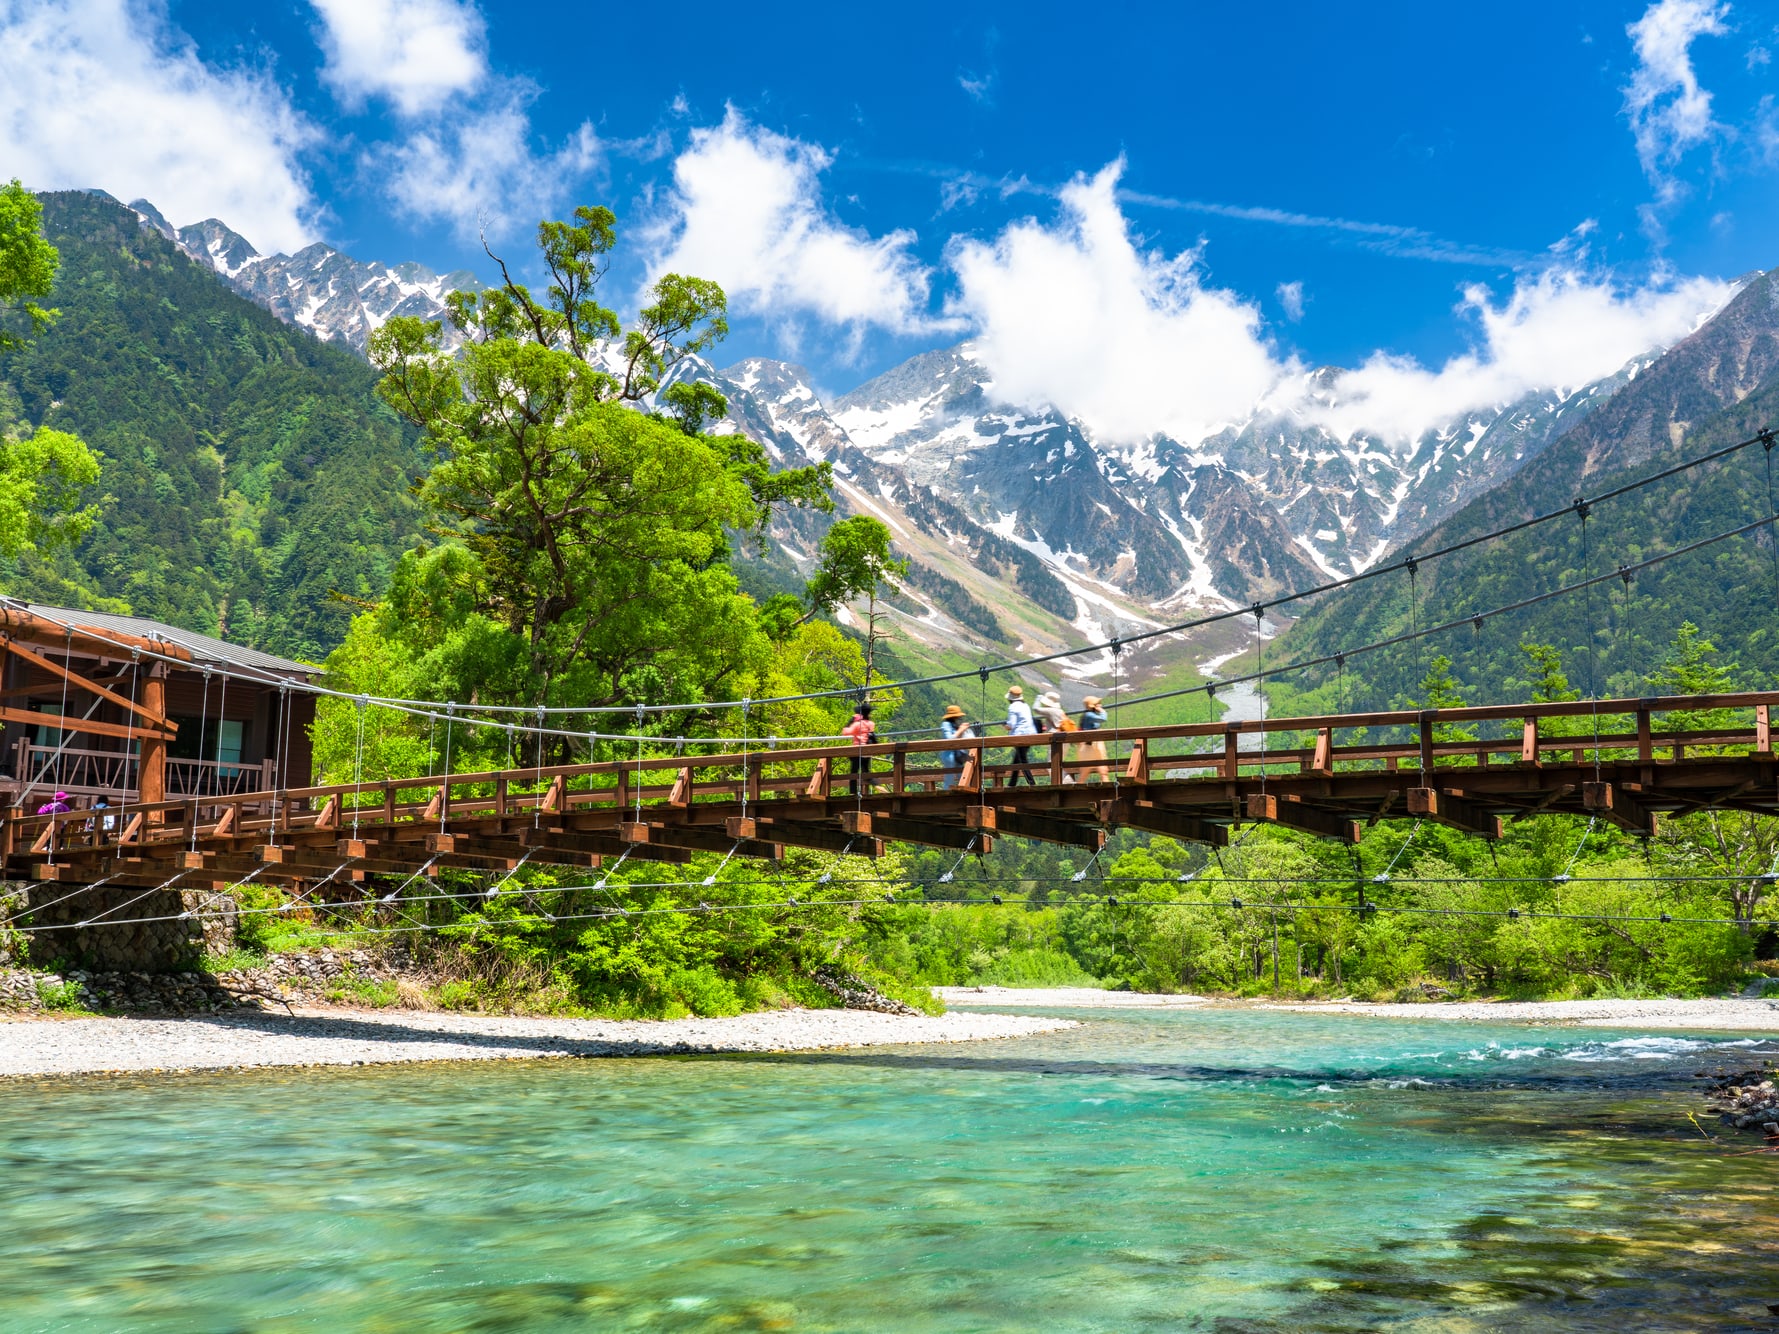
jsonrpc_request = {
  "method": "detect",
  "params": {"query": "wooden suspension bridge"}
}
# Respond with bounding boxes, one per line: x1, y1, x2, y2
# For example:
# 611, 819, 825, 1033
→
11, 690, 1779, 894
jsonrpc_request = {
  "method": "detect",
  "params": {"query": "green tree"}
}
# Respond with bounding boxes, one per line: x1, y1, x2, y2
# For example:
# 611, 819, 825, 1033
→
0, 181, 58, 349
1413, 654, 1476, 744
804, 515, 909, 690
1649, 621, 1740, 732
369, 207, 833, 707
0, 182, 100, 563
1522, 640, 1580, 703
1519, 639, 1590, 738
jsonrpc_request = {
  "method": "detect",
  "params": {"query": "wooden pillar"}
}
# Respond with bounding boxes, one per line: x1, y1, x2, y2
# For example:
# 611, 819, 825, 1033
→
139, 670, 166, 813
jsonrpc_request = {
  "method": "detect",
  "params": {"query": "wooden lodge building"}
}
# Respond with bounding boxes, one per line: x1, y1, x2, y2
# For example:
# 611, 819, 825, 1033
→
0, 602, 318, 815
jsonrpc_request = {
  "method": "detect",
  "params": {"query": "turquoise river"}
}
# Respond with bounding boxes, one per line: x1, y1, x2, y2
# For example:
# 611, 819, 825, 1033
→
3, 1006, 1777, 1330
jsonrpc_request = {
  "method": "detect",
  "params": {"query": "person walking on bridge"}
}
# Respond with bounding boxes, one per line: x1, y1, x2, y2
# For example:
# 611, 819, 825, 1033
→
842, 701, 876, 796
1004, 685, 1038, 787
939, 705, 974, 790
1078, 696, 1110, 783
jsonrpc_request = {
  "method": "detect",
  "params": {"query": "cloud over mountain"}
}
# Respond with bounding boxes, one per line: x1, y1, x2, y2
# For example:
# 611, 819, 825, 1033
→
0, 0, 319, 253
947, 161, 1736, 447
645, 111, 953, 353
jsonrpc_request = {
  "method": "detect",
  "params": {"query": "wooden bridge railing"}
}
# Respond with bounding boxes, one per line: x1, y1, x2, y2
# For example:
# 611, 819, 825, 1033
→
7, 690, 1777, 865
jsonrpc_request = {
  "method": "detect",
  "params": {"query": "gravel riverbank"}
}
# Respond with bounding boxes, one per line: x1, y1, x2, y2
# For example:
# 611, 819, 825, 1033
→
939, 986, 1779, 1030
1266, 997, 1779, 1029
0, 1007, 1075, 1078
937, 986, 1211, 1009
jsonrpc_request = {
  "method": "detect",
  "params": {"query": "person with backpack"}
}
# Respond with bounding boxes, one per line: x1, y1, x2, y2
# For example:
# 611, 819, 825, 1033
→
1034, 688, 1080, 780
842, 701, 876, 795
1003, 685, 1038, 787
939, 704, 974, 790
1078, 695, 1110, 783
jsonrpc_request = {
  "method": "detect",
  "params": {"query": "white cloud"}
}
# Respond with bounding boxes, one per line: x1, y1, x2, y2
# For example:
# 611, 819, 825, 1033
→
947, 162, 1286, 445
1276, 281, 1305, 321
311, 0, 485, 116
1623, 0, 1730, 199
947, 162, 1736, 447
647, 111, 948, 349
383, 89, 600, 242
0, 0, 318, 252
1297, 268, 1737, 442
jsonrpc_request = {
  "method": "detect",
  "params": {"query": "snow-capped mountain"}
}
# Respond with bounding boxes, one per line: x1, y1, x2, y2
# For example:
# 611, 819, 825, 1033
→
111, 193, 1678, 673
127, 199, 480, 355
663, 342, 1644, 680
822, 343, 1637, 601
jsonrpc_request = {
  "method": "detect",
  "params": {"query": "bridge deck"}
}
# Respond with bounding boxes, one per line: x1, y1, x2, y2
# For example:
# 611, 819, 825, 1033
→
9, 691, 1779, 890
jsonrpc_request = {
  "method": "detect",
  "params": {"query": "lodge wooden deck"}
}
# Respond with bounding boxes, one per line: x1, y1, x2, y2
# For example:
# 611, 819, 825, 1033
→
10, 691, 1779, 891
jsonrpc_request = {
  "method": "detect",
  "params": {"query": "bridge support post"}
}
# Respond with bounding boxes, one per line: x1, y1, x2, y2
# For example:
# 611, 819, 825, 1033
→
139, 670, 166, 820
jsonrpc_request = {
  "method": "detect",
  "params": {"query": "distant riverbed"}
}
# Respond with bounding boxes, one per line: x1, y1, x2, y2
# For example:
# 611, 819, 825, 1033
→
3, 1005, 1776, 1328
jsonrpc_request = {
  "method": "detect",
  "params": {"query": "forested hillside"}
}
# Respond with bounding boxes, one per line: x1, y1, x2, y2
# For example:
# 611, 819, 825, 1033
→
1273, 269, 1779, 714
0, 192, 425, 662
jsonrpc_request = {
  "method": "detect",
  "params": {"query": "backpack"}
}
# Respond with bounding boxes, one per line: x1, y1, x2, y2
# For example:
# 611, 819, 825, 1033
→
1057, 717, 1079, 733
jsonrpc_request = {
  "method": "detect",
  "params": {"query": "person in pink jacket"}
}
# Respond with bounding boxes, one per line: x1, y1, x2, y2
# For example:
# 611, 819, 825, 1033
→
842, 701, 876, 795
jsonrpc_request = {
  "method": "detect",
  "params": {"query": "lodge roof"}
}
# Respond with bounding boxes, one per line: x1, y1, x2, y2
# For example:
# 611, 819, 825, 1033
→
9, 601, 319, 679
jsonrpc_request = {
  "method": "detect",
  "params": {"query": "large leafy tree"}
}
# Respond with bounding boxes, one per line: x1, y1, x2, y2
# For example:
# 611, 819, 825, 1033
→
368, 207, 832, 707
0, 181, 99, 563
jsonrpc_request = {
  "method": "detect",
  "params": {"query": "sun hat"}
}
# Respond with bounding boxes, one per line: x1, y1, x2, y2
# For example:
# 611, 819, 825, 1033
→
53, 791, 67, 801
1006, 684, 1024, 698
1082, 695, 1102, 709
942, 704, 965, 720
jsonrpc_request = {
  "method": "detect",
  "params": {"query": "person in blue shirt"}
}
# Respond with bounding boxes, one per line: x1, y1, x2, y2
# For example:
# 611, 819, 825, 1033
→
1078, 695, 1110, 782
1003, 685, 1038, 787
939, 704, 974, 789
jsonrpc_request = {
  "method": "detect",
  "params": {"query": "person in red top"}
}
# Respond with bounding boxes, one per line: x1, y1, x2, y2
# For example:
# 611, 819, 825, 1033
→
842, 701, 876, 795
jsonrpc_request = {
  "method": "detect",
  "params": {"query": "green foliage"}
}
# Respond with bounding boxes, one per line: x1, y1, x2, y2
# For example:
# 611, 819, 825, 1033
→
370, 206, 832, 707
0, 191, 424, 659
34, 976, 85, 1011
0, 425, 98, 560
805, 515, 908, 616
325, 974, 400, 1008
0, 184, 101, 564
0, 180, 59, 348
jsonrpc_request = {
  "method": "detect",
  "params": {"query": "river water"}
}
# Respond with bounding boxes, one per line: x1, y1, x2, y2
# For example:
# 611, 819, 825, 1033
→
3, 1008, 1777, 1330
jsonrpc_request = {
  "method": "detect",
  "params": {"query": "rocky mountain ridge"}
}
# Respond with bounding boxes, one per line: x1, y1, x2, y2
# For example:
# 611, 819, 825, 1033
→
124, 197, 478, 356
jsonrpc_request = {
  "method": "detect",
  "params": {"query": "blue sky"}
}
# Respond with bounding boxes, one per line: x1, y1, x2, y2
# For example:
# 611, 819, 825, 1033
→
3, 0, 1777, 439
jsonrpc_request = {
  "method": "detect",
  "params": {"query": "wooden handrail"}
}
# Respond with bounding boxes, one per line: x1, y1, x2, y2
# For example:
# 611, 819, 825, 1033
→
8, 689, 1778, 844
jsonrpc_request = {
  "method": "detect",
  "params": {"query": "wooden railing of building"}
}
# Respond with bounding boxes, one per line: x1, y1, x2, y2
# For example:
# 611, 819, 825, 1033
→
0, 609, 185, 812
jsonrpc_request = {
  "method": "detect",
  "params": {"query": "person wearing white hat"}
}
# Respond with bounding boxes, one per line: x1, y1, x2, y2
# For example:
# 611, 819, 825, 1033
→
1003, 685, 1038, 786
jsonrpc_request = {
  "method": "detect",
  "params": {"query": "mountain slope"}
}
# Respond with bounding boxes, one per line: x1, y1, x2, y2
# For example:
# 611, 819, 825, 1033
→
1276, 267, 1779, 709
0, 192, 427, 661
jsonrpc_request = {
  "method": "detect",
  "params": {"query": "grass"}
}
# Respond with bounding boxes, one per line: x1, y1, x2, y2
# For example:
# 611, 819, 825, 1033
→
200, 946, 269, 973
33, 977, 88, 1012
324, 975, 401, 1008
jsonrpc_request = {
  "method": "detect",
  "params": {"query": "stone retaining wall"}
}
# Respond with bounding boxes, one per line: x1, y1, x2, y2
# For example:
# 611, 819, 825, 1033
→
3, 880, 236, 973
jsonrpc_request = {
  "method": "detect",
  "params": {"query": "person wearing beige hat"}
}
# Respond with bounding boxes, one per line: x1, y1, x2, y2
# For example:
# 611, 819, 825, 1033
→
1078, 695, 1110, 783
938, 704, 974, 790
1004, 685, 1038, 786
